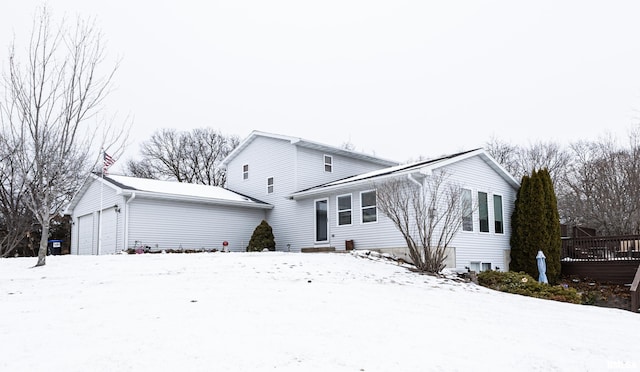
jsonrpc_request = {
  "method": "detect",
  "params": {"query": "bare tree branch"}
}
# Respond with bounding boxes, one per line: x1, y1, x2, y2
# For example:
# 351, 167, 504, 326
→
0, 6, 127, 265
376, 171, 467, 273
126, 128, 239, 186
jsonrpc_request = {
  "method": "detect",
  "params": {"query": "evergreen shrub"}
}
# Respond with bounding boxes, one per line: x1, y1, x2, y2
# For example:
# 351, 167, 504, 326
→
478, 270, 581, 304
246, 220, 276, 252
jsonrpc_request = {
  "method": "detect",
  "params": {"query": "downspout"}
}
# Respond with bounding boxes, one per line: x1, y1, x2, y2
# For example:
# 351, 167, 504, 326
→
123, 193, 136, 251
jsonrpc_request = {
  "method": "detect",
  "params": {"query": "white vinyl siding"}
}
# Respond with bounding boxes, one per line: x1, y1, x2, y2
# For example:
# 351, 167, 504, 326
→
222, 134, 516, 263
444, 157, 516, 271
127, 198, 265, 252
295, 156, 516, 270
224, 136, 300, 251
69, 178, 125, 255
295, 146, 392, 192
225, 135, 393, 251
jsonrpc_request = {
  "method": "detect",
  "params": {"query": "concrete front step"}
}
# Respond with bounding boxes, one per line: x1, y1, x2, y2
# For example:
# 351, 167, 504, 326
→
300, 247, 336, 253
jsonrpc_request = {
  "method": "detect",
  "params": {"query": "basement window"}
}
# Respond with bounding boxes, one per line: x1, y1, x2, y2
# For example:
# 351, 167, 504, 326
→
470, 262, 492, 272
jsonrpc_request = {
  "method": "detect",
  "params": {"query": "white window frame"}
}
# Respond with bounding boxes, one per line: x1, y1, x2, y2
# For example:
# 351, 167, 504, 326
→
461, 188, 473, 232
360, 190, 377, 224
470, 261, 492, 272
493, 194, 504, 234
267, 177, 274, 194
336, 193, 352, 226
324, 155, 333, 173
242, 164, 249, 180
478, 191, 489, 233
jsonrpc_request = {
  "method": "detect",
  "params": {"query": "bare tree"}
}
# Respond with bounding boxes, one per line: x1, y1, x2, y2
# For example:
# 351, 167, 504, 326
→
0, 7, 126, 266
561, 133, 640, 235
484, 136, 519, 177
0, 136, 35, 257
341, 140, 356, 151
376, 171, 467, 273
485, 137, 571, 183
126, 128, 239, 186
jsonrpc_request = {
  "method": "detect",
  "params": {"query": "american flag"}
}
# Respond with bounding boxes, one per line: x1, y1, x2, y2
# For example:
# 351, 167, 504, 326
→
103, 151, 116, 175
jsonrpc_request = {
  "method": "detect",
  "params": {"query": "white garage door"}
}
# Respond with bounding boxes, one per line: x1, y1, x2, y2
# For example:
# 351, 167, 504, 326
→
100, 208, 118, 255
77, 214, 95, 255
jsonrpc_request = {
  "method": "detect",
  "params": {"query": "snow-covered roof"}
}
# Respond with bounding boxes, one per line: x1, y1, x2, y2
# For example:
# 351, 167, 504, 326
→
219, 130, 399, 169
289, 148, 519, 199
65, 174, 272, 213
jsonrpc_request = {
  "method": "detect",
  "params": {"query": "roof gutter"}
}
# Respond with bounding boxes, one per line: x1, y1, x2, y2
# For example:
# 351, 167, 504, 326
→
119, 189, 273, 209
289, 169, 425, 200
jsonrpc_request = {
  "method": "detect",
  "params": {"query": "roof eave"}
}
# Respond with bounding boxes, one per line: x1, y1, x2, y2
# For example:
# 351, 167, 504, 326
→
119, 189, 273, 209
64, 173, 123, 214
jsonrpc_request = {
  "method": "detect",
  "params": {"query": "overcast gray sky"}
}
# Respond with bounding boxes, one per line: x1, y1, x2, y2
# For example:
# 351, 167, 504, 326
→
3, 1, 640, 170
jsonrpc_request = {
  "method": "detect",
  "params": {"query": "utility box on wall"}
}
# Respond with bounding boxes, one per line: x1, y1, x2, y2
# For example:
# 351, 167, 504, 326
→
345, 240, 354, 251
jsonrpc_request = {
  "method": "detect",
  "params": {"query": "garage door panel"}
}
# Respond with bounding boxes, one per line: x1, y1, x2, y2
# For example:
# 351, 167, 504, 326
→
78, 214, 94, 255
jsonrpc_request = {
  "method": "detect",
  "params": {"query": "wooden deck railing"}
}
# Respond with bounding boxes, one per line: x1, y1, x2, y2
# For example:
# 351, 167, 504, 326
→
631, 264, 640, 313
561, 235, 640, 261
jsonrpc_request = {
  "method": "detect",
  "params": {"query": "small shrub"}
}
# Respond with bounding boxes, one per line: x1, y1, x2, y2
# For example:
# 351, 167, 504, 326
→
478, 270, 581, 304
246, 220, 275, 252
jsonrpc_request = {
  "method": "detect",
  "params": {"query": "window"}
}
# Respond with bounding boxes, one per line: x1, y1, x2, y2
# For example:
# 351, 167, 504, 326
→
267, 177, 274, 194
361, 190, 377, 223
462, 189, 473, 231
243, 164, 249, 180
478, 191, 489, 232
324, 155, 333, 172
337, 194, 352, 226
493, 195, 504, 234
470, 262, 492, 272
470, 262, 480, 273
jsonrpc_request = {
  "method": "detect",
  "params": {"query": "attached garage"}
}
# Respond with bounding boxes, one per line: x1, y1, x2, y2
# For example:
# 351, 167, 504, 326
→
65, 174, 272, 254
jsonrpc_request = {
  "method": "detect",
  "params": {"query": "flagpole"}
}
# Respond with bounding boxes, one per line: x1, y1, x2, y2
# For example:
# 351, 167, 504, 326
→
98, 149, 104, 256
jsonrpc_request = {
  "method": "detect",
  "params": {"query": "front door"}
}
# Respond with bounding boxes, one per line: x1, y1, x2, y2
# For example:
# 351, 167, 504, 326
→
315, 199, 328, 242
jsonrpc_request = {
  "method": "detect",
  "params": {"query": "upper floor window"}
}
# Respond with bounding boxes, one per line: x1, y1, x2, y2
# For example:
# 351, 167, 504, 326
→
361, 190, 377, 223
243, 164, 249, 180
494, 195, 504, 234
478, 191, 489, 232
462, 189, 473, 231
324, 155, 333, 172
267, 177, 274, 194
337, 194, 352, 226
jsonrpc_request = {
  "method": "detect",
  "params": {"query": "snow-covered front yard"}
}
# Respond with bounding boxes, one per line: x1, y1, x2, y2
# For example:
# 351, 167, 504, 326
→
1, 252, 639, 372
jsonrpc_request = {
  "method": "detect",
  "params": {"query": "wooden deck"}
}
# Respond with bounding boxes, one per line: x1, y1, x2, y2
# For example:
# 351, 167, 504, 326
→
561, 260, 640, 285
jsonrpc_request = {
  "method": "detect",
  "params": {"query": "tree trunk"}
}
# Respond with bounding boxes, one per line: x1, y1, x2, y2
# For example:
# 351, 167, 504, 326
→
35, 220, 49, 267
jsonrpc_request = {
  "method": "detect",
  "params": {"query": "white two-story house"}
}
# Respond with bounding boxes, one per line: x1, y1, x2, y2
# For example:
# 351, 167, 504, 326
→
66, 130, 519, 271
